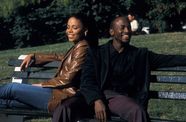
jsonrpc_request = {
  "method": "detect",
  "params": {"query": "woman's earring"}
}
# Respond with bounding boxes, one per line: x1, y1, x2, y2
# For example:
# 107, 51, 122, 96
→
84, 31, 88, 37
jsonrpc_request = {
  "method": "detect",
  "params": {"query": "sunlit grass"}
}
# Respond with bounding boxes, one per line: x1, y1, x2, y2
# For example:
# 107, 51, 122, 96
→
0, 32, 186, 121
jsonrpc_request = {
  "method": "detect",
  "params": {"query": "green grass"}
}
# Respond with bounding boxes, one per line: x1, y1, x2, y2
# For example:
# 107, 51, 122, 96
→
0, 32, 186, 121
0, 42, 73, 83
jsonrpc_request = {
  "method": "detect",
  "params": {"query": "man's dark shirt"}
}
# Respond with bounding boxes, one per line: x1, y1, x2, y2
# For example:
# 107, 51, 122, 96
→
105, 43, 135, 95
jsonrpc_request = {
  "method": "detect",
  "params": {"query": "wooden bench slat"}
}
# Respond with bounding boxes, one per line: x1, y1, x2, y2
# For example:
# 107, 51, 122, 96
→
8, 59, 22, 66
151, 75, 186, 84
0, 108, 51, 117
151, 118, 186, 122
12, 72, 55, 79
150, 91, 186, 100
28, 72, 55, 79
8, 59, 60, 68
13, 72, 186, 84
78, 116, 127, 122
156, 66, 186, 72
8, 59, 186, 71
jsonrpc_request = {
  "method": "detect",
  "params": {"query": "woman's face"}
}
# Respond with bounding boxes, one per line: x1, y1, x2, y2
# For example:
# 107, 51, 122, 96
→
66, 17, 85, 43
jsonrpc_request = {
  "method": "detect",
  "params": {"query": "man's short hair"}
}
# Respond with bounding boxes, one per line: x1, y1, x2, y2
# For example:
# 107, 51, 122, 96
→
109, 15, 129, 29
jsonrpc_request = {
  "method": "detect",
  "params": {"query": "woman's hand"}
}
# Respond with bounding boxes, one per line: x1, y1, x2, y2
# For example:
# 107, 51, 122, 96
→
20, 54, 34, 71
32, 83, 42, 87
94, 99, 107, 122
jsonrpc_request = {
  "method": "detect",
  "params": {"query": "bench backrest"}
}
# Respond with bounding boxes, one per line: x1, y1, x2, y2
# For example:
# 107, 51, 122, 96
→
149, 67, 186, 100
8, 58, 60, 82
8, 58, 186, 101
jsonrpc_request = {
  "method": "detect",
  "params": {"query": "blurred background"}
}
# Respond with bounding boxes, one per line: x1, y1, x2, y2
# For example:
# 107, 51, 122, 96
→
0, 0, 185, 50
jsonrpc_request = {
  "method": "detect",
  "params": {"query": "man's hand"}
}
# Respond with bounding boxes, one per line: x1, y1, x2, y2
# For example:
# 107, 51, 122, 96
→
20, 54, 34, 71
94, 99, 107, 122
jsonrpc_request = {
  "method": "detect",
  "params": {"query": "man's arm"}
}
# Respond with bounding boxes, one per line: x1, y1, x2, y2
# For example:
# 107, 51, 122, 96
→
94, 99, 107, 122
80, 48, 103, 105
149, 51, 186, 69
80, 48, 107, 121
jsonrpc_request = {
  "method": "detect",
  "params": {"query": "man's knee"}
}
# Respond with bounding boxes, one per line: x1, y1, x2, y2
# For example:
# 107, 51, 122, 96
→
117, 101, 146, 121
129, 103, 144, 114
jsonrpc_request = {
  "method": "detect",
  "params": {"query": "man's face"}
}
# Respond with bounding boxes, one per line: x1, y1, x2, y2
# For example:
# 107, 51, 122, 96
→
110, 17, 132, 44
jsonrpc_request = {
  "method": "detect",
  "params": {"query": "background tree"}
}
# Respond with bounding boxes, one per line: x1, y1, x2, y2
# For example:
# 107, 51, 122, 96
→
0, 0, 185, 50
147, 0, 186, 32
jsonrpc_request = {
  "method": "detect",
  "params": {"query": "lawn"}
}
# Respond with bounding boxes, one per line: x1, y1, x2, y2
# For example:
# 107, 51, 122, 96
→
0, 32, 186, 121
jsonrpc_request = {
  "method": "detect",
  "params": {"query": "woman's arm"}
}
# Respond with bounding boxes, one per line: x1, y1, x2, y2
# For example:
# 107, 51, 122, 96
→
40, 42, 88, 88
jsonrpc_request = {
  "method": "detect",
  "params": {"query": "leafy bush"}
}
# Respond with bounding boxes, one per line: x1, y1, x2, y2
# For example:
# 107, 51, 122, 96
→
0, 0, 92, 49
147, 0, 186, 32
0, 0, 185, 50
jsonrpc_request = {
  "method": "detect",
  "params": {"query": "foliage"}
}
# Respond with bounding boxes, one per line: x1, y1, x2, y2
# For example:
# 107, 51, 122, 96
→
0, 0, 86, 49
0, 0, 40, 17
147, 0, 186, 32
0, 0, 186, 50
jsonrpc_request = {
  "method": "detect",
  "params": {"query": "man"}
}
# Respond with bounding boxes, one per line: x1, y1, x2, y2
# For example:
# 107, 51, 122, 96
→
53, 16, 186, 122
80, 16, 186, 122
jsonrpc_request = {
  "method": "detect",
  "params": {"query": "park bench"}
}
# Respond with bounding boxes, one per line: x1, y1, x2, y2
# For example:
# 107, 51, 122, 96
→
0, 55, 186, 122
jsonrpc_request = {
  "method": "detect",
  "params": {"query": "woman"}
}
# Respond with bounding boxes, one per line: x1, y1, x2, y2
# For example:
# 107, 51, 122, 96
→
0, 14, 98, 113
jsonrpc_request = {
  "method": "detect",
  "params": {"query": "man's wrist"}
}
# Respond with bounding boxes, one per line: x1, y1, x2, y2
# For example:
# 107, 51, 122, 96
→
94, 99, 103, 105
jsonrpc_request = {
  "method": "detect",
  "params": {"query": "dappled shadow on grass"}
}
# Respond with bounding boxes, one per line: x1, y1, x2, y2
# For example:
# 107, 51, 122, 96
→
148, 99, 186, 121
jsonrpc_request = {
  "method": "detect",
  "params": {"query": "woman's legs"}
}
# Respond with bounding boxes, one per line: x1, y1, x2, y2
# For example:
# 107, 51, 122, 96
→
0, 99, 33, 109
0, 83, 52, 110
